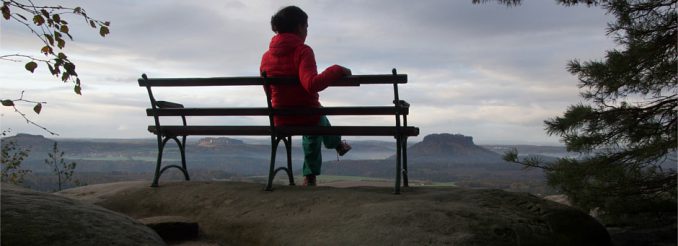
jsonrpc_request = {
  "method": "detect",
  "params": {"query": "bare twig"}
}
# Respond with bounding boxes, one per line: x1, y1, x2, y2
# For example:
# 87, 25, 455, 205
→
0, 54, 51, 63
2, 91, 57, 136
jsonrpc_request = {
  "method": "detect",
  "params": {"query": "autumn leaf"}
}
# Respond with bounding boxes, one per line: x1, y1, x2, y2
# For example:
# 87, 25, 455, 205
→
99, 26, 109, 37
1, 100, 14, 106
33, 103, 42, 114
33, 15, 44, 26
44, 34, 54, 45
61, 71, 70, 82
41, 45, 52, 55
25, 62, 38, 73
64, 62, 76, 74
57, 38, 65, 49
47, 63, 56, 75
2, 5, 11, 20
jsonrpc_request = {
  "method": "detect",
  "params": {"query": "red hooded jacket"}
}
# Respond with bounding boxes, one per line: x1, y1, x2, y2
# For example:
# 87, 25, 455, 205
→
260, 33, 347, 126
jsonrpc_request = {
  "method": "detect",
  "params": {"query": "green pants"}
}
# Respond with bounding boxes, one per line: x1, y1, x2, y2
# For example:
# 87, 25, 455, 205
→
302, 116, 341, 176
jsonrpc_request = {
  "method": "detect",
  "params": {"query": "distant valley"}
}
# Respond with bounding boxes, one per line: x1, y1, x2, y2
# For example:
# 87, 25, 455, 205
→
2, 133, 571, 193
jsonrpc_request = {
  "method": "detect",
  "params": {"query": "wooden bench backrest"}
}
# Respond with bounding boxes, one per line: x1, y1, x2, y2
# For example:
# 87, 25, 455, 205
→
139, 71, 412, 137
138, 73, 409, 118
138, 74, 407, 87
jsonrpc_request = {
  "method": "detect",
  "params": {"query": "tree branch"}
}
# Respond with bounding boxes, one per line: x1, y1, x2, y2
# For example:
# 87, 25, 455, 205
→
1, 91, 56, 136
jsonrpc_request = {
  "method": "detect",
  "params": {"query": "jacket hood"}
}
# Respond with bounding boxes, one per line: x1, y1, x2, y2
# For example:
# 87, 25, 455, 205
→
268, 33, 304, 56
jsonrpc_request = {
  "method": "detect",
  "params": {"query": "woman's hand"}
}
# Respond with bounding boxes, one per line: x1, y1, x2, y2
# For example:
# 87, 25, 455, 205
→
340, 66, 352, 76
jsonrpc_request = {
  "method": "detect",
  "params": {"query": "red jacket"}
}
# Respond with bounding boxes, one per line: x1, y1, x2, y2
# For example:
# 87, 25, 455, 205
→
260, 33, 346, 126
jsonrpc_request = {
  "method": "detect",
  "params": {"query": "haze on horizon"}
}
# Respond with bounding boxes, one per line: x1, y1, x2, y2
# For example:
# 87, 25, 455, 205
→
0, 1, 615, 145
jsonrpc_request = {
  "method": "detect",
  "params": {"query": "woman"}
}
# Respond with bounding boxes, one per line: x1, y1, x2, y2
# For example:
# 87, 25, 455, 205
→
260, 6, 352, 186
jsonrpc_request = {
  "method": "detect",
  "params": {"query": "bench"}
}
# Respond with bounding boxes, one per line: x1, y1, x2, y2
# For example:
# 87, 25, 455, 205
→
138, 69, 419, 194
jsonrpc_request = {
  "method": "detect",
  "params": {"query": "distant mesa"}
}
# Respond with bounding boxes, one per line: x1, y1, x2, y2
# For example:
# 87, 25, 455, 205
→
2, 133, 47, 141
410, 133, 497, 156
1, 133, 54, 148
422, 133, 475, 146
197, 137, 245, 147
406, 133, 505, 164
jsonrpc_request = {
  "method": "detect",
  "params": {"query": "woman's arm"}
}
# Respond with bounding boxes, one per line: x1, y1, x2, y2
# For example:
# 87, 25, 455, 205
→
297, 46, 349, 93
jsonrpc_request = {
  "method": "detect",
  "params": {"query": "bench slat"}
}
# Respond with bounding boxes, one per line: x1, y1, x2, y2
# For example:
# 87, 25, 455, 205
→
149, 125, 419, 137
147, 106, 409, 117
276, 126, 419, 136
275, 107, 409, 116
149, 126, 271, 136
148, 108, 269, 116
138, 74, 407, 87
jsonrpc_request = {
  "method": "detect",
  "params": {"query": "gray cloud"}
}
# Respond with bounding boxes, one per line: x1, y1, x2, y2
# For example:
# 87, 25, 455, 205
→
1, 1, 614, 144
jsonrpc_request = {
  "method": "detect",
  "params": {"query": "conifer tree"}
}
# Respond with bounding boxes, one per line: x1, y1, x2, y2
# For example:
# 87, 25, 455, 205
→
478, 0, 677, 223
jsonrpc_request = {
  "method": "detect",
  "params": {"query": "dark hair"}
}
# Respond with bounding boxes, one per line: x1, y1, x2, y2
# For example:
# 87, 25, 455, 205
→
271, 6, 308, 33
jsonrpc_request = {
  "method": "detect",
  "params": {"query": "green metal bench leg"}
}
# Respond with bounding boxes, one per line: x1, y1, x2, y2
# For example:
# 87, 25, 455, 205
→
180, 135, 189, 181
402, 136, 409, 187
394, 135, 402, 194
151, 135, 164, 187
266, 136, 296, 191
151, 136, 190, 187
282, 136, 295, 186
265, 136, 281, 191
170, 136, 190, 181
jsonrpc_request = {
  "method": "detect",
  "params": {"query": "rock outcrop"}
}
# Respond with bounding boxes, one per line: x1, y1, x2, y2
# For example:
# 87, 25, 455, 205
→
409, 133, 501, 159
402, 133, 510, 168
59, 181, 612, 246
0, 133, 55, 152
1, 184, 165, 246
197, 137, 245, 147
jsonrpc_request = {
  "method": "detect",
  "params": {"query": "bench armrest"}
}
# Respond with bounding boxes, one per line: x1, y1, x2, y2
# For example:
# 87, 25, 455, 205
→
274, 106, 409, 116
156, 101, 184, 109
393, 100, 410, 108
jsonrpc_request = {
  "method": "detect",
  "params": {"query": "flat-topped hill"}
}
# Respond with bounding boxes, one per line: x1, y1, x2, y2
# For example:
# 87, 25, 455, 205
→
405, 133, 505, 164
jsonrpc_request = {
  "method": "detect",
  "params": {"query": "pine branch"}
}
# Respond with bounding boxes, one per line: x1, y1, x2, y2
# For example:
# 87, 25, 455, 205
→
502, 148, 555, 171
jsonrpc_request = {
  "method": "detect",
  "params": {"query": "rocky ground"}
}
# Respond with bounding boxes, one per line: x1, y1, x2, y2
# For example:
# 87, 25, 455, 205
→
1, 184, 165, 245
47, 180, 613, 245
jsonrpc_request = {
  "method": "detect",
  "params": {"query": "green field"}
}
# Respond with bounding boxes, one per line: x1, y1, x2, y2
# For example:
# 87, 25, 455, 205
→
72, 155, 161, 162
250, 174, 457, 187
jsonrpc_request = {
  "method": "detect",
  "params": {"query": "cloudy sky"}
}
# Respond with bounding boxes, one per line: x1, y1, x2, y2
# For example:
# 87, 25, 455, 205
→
0, 0, 615, 145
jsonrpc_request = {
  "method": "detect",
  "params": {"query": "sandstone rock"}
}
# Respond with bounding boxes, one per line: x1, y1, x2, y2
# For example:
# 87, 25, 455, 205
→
60, 181, 612, 246
139, 216, 200, 242
1, 184, 165, 246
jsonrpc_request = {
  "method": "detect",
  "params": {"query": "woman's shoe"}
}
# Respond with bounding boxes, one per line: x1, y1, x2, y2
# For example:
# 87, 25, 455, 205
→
303, 175, 317, 186
335, 140, 352, 156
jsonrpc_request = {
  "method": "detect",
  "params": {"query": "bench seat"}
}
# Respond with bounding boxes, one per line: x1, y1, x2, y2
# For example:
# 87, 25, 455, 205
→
149, 125, 419, 137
